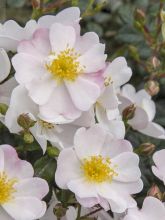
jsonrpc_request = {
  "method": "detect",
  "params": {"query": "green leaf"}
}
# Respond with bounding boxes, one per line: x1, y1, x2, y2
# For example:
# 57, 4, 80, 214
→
34, 156, 57, 184
7, 0, 26, 8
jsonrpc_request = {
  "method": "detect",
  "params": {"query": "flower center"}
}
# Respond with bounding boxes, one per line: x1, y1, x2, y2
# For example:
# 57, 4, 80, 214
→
46, 48, 83, 83
39, 119, 54, 129
81, 155, 118, 183
0, 172, 17, 204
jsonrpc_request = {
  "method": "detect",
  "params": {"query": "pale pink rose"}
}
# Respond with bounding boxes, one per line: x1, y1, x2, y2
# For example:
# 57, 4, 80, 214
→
0, 145, 49, 220
123, 197, 165, 220
119, 84, 165, 139
0, 7, 80, 52
12, 22, 106, 123
55, 125, 143, 213
152, 149, 165, 185
5, 85, 95, 153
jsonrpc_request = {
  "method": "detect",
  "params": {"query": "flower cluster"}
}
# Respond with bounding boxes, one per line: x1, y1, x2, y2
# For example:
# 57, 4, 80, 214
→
0, 6, 164, 220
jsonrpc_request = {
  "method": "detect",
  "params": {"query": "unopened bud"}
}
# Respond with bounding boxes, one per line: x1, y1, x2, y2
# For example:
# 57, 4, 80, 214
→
138, 142, 156, 156
148, 184, 163, 200
122, 104, 136, 121
53, 203, 67, 219
134, 9, 145, 23
151, 56, 160, 69
0, 103, 8, 115
23, 132, 34, 144
129, 45, 140, 61
17, 114, 36, 130
32, 0, 40, 8
134, 21, 144, 31
145, 80, 160, 96
47, 146, 60, 158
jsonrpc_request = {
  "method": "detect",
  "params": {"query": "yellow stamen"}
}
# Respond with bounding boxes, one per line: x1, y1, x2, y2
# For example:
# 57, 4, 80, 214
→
46, 48, 83, 83
104, 76, 112, 86
0, 172, 17, 204
39, 119, 54, 129
81, 155, 118, 183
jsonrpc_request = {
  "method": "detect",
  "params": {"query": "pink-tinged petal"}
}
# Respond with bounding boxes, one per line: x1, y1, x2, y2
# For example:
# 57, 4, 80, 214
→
98, 84, 119, 110
3, 197, 46, 220
97, 181, 142, 212
0, 145, 34, 179
49, 23, 76, 54
78, 44, 106, 73
141, 99, 155, 121
84, 70, 104, 89
75, 32, 99, 54
139, 122, 165, 139
68, 178, 98, 198
76, 196, 98, 208
38, 7, 80, 28
97, 183, 128, 213
5, 85, 38, 134
113, 180, 143, 195
65, 76, 100, 111
153, 149, 165, 169
18, 28, 51, 58
0, 207, 13, 220
72, 107, 95, 127
107, 120, 125, 140
15, 177, 49, 199
141, 197, 165, 219
0, 147, 4, 172
65, 207, 77, 220
74, 125, 106, 160
96, 104, 125, 139
54, 7, 80, 23
112, 152, 141, 182
40, 200, 57, 220
0, 20, 37, 52
123, 213, 139, 220
26, 75, 56, 105
128, 106, 149, 130
30, 126, 47, 154
0, 77, 17, 105
104, 57, 132, 88
0, 48, 10, 82
12, 53, 46, 85
152, 149, 165, 183
152, 166, 163, 182
120, 84, 136, 102
101, 135, 133, 159
55, 148, 81, 189
135, 89, 151, 104
118, 95, 133, 114
39, 84, 81, 123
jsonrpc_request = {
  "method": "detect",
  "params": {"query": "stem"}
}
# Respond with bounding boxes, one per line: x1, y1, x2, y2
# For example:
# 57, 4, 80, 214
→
80, 207, 102, 219
76, 204, 81, 220
43, 0, 70, 13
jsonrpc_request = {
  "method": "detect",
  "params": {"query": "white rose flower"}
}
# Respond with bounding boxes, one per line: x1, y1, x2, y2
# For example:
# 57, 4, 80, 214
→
95, 57, 132, 139
123, 197, 165, 220
119, 84, 165, 139
0, 145, 49, 220
12, 17, 106, 123
55, 125, 143, 213
5, 85, 95, 153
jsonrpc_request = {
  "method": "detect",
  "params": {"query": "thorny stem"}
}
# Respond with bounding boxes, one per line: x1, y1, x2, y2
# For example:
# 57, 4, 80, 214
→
80, 207, 103, 219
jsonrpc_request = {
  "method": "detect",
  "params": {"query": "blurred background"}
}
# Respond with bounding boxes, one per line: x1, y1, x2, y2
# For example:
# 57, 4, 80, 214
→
1, 0, 165, 206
